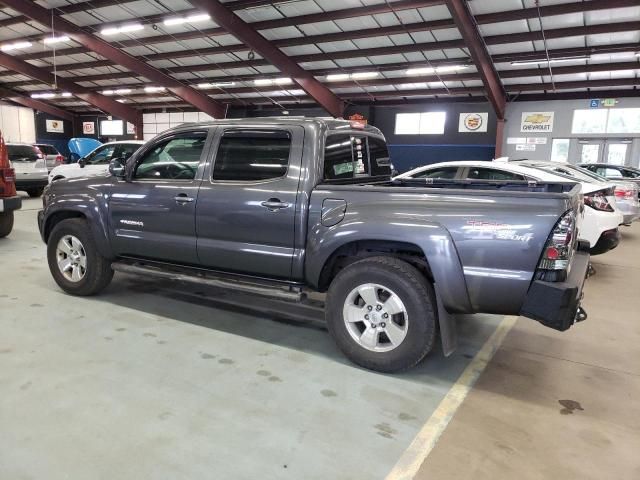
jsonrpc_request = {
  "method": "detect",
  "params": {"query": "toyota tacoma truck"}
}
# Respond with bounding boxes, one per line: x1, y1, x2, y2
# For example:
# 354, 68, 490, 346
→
0, 132, 22, 238
38, 118, 589, 372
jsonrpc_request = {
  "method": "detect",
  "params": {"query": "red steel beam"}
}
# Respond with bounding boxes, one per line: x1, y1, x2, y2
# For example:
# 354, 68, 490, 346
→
0, 86, 75, 121
0, 51, 140, 126
188, 0, 345, 117
1, 0, 228, 119
445, 0, 506, 119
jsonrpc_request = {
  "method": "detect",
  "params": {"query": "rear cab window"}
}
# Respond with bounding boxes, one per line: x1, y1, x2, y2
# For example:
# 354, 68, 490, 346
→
323, 133, 391, 182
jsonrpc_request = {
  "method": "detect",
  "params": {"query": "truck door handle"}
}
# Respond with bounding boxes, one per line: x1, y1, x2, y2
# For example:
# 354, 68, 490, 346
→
174, 193, 194, 204
261, 198, 290, 210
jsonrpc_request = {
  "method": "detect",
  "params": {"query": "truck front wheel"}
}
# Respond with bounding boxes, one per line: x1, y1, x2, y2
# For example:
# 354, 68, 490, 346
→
326, 256, 436, 372
47, 218, 114, 296
0, 211, 14, 238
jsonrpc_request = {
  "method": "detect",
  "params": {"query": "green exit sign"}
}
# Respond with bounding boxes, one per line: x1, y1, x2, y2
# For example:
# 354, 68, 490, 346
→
602, 98, 617, 107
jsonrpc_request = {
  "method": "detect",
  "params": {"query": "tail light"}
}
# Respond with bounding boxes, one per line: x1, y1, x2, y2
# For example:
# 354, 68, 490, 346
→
584, 188, 614, 212
0, 167, 17, 197
614, 186, 634, 200
536, 210, 577, 282
55, 154, 64, 165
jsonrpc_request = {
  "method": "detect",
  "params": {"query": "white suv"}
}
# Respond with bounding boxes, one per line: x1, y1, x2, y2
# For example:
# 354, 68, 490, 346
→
7, 143, 48, 197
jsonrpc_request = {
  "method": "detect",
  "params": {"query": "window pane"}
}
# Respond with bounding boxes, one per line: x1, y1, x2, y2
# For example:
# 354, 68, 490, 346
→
136, 133, 206, 180
414, 167, 458, 179
395, 113, 420, 135
621, 168, 640, 178
550, 139, 570, 163
86, 145, 116, 164
606, 144, 627, 166
572, 109, 608, 134
607, 108, 640, 134
419, 112, 446, 134
7, 145, 38, 161
213, 130, 290, 181
467, 168, 524, 181
324, 134, 354, 179
581, 144, 600, 163
367, 137, 392, 177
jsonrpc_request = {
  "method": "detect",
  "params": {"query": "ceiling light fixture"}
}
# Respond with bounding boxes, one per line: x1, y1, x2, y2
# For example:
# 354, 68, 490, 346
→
163, 13, 211, 26
326, 73, 350, 81
103, 90, 115, 95
198, 81, 236, 89
31, 92, 57, 99
101, 23, 144, 35
1, 41, 32, 52
144, 86, 166, 93
115, 88, 131, 94
351, 72, 379, 80
511, 56, 589, 66
43, 35, 70, 45
61, 92, 72, 97
406, 67, 435, 75
254, 78, 292, 86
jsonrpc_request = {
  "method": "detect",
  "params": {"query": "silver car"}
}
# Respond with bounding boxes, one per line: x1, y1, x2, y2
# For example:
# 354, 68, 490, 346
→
34, 143, 64, 171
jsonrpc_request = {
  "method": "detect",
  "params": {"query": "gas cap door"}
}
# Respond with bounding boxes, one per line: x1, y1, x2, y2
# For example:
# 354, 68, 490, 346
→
321, 198, 347, 227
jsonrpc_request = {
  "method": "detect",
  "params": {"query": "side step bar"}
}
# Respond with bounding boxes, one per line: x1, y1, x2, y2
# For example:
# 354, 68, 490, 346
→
111, 261, 305, 302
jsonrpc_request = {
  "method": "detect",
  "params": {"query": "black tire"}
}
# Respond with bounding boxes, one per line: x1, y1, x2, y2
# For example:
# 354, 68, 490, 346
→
0, 211, 14, 238
27, 187, 44, 198
47, 218, 114, 296
325, 256, 436, 373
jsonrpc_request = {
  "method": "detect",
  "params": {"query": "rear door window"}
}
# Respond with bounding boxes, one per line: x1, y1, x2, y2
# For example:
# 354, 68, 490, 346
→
36, 145, 58, 155
412, 167, 458, 179
467, 167, 525, 181
212, 130, 291, 182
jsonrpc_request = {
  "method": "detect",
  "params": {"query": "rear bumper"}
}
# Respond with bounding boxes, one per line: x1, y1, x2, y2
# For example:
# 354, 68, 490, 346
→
16, 178, 48, 189
622, 213, 640, 225
519, 251, 590, 332
590, 228, 620, 255
0, 196, 22, 213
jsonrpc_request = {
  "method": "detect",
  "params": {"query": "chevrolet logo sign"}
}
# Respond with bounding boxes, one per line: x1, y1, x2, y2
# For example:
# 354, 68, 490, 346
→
524, 114, 551, 124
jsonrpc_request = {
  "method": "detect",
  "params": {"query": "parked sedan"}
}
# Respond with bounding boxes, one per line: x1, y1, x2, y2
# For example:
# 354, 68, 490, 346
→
34, 143, 64, 171
49, 140, 144, 183
520, 161, 639, 226
395, 160, 624, 255
579, 164, 640, 193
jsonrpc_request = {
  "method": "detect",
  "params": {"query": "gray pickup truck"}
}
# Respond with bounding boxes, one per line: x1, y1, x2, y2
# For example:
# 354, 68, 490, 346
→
38, 118, 589, 372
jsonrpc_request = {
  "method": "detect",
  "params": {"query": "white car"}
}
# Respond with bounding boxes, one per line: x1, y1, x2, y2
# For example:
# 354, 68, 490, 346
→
7, 143, 48, 197
48, 140, 144, 183
395, 160, 624, 255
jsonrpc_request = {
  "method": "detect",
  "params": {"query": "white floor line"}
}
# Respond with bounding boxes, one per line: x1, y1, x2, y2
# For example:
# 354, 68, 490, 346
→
385, 315, 518, 480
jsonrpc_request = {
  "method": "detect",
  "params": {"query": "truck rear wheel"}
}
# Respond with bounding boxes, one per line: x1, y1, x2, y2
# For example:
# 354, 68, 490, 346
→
47, 218, 114, 296
0, 211, 14, 238
325, 256, 436, 372
27, 187, 44, 198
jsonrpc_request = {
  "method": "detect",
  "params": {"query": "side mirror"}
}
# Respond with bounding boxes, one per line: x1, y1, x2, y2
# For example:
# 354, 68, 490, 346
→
108, 157, 126, 178
78, 158, 86, 168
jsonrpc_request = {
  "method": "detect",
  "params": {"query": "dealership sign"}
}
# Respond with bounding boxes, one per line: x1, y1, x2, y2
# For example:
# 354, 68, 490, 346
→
520, 112, 554, 132
46, 119, 64, 133
458, 112, 488, 133
82, 122, 95, 134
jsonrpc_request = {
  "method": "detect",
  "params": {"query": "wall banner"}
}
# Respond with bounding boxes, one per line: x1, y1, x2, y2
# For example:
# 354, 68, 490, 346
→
458, 112, 488, 133
520, 112, 554, 133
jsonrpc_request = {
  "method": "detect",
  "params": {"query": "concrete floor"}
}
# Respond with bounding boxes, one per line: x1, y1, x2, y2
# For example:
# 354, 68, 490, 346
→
2, 194, 638, 479
414, 224, 640, 480
1, 194, 500, 480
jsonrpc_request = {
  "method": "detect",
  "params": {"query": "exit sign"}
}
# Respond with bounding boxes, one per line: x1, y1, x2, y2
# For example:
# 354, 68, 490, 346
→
602, 98, 617, 107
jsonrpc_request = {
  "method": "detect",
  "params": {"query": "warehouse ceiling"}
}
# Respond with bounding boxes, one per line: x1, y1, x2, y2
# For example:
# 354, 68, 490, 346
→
0, 0, 638, 117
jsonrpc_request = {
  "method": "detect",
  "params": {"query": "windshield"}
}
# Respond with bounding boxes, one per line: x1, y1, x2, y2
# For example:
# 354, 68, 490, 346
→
35, 145, 58, 155
8, 145, 39, 162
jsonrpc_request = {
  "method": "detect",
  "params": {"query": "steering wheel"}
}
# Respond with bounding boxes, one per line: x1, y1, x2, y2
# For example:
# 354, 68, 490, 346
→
165, 162, 195, 179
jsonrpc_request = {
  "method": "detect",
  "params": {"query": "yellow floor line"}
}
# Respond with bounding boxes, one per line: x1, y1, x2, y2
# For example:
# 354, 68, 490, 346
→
385, 315, 518, 480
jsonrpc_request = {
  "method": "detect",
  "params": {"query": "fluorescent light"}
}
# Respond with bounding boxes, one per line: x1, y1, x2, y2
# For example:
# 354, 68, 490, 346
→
1, 41, 32, 52
115, 88, 131, 94
163, 13, 210, 26
435, 65, 469, 73
197, 82, 235, 89
254, 79, 274, 86
274, 77, 292, 85
144, 86, 166, 93
406, 67, 435, 75
103, 90, 115, 95
61, 92, 72, 97
101, 23, 144, 35
351, 71, 378, 80
511, 56, 589, 66
43, 35, 70, 45
31, 92, 56, 99
116, 99, 127, 103
326, 73, 350, 81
